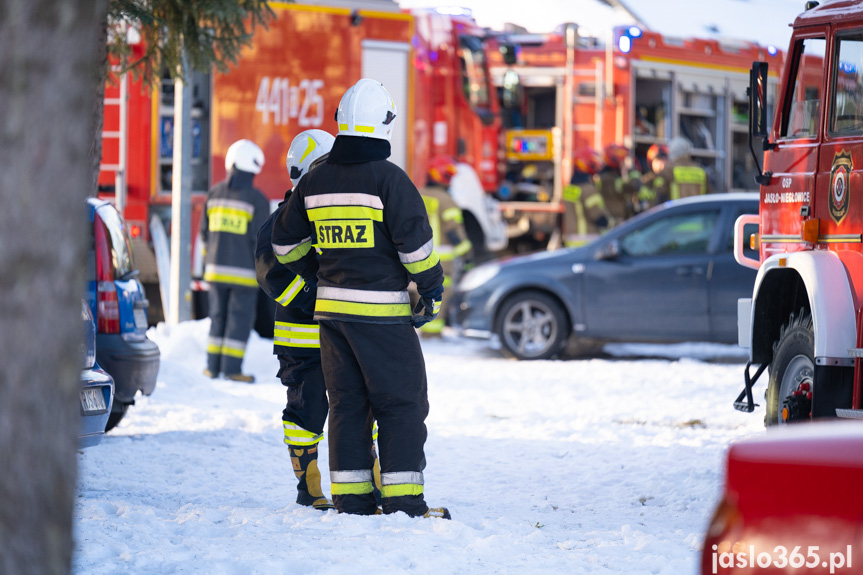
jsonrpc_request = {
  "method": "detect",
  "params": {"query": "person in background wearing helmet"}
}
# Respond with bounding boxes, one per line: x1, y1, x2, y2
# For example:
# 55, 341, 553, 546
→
255, 130, 345, 510
201, 139, 270, 382
637, 143, 668, 212
271, 79, 449, 520
413, 158, 473, 335
595, 143, 633, 229
661, 136, 710, 201
562, 148, 609, 247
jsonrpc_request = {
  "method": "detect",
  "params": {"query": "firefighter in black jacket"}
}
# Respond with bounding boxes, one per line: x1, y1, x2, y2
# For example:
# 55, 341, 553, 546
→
271, 79, 450, 519
201, 139, 270, 382
256, 129, 336, 510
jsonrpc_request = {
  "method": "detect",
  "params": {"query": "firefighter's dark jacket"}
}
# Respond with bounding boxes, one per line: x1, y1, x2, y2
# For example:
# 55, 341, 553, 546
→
271, 136, 444, 324
201, 170, 271, 288
256, 197, 319, 358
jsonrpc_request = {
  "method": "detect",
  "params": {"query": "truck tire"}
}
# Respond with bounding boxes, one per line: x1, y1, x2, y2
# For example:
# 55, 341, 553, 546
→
765, 309, 814, 426
495, 291, 569, 360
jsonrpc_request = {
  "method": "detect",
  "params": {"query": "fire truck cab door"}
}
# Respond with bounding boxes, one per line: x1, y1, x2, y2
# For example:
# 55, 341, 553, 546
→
762, 33, 827, 258
362, 40, 410, 172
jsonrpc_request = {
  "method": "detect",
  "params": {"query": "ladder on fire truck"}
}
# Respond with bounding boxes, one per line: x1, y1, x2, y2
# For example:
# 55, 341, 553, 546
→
99, 70, 128, 213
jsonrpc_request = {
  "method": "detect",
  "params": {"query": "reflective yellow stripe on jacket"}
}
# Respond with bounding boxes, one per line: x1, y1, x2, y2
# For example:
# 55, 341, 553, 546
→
273, 236, 313, 265
398, 238, 440, 275
671, 166, 707, 199
315, 286, 411, 319
305, 193, 383, 250
274, 321, 320, 349
276, 276, 305, 306
207, 198, 255, 235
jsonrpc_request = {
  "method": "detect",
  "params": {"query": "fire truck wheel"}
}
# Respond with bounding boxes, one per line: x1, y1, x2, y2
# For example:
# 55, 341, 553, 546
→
105, 401, 130, 433
765, 308, 814, 426
495, 290, 569, 360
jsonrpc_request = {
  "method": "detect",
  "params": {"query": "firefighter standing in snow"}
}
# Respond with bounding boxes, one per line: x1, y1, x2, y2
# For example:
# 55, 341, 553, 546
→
201, 139, 270, 382
271, 79, 449, 519
255, 130, 338, 510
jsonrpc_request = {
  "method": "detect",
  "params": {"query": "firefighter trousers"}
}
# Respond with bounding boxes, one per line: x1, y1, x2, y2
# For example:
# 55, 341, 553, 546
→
320, 320, 430, 516
279, 354, 329, 444
206, 283, 257, 376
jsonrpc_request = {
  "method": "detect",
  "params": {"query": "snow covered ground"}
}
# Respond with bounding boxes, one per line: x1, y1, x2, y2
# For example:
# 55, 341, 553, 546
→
73, 321, 766, 574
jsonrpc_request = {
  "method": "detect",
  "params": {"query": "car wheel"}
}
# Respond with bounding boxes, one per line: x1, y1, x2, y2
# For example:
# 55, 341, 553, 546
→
105, 401, 130, 432
765, 308, 814, 426
496, 291, 569, 360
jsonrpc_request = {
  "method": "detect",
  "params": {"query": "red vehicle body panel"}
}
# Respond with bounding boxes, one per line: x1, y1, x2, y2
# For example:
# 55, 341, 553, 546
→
702, 424, 863, 574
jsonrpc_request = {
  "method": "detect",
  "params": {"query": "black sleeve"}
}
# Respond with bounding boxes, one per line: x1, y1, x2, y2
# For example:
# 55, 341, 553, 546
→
272, 184, 319, 283
381, 167, 444, 295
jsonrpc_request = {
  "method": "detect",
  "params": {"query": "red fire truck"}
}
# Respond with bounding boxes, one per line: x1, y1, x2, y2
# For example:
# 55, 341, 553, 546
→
733, 0, 863, 425
99, 1, 507, 323
485, 24, 784, 250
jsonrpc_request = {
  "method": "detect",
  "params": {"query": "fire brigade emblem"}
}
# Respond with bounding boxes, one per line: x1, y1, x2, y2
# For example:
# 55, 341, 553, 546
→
830, 150, 852, 224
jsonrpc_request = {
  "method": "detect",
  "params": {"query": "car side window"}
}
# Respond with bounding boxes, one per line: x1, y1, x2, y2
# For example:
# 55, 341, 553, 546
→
620, 210, 719, 257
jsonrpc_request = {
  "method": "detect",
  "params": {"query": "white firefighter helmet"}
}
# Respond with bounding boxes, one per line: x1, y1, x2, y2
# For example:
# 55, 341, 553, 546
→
335, 78, 398, 141
225, 139, 265, 174
286, 129, 335, 187
667, 137, 693, 162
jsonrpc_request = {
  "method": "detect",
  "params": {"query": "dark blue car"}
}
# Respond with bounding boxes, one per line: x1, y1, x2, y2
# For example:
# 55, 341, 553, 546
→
79, 299, 113, 448
86, 198, 160, 430
453, 193, 759, 359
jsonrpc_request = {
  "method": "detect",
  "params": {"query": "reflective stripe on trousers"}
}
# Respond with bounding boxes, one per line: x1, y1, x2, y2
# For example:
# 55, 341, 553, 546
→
283, 420, 323, 447
380, 471, 424, 498
331, 469, 374, 495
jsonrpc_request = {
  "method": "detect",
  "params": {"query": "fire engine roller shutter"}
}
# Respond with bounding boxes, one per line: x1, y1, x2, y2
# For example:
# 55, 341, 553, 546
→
362, 40, 410, 172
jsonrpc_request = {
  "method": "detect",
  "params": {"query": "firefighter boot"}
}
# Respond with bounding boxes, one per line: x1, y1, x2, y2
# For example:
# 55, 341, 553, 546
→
423, 507, 452, 520
291, 444, 335, 510
225, 372, 255, 383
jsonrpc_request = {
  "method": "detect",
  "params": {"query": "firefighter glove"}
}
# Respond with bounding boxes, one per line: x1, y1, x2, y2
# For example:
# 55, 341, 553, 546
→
411, 284, 444, 328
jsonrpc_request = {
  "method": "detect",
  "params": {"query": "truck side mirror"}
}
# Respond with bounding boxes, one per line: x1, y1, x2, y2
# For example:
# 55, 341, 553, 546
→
747, 61, 773, 185
500, 43, 518, 65
749, 62, 769, 139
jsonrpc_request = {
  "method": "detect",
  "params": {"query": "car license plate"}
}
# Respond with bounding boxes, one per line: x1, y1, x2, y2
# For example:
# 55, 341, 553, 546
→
80, 388, 107, 414
134, 308, 147, 329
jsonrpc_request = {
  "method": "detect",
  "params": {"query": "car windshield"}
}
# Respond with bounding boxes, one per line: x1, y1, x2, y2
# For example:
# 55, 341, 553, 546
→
97, 204, 135, 278
620, 210, 719, 256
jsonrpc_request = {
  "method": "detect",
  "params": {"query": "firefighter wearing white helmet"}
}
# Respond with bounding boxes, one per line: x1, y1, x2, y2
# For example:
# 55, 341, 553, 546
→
200, 139, 270, 382
272, 79, 450, 519
286, 129, 335, 187
335, 78, 398, 140
256, 129, 382, 510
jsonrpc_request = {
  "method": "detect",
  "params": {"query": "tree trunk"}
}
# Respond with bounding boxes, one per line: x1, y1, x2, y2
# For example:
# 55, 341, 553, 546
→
0, 2, 108, 574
